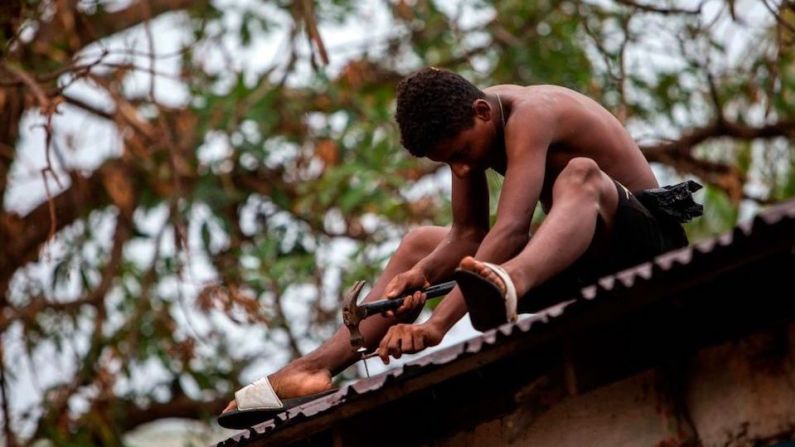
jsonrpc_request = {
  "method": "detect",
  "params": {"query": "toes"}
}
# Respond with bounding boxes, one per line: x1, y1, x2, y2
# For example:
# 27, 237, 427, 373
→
476, 263, 490, 276
488, 271, 506, 294
463, 259, 507, 295
478, 265, 502, 288
460, 256, 477, 270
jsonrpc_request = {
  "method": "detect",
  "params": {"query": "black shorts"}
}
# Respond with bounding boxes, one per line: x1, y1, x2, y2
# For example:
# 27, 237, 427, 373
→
607, 179, 690, 268
518, 180, 697, 313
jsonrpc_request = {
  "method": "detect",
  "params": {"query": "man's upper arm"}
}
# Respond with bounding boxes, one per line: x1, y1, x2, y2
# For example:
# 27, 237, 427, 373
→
493, 112, 555, 234
450, 169, 489, 238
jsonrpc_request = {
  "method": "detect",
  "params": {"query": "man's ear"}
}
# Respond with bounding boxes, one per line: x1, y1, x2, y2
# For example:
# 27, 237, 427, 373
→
472, 98, 492, 121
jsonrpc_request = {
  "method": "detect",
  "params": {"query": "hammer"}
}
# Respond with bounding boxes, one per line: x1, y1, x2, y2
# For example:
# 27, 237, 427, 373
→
342, 280, 456, 355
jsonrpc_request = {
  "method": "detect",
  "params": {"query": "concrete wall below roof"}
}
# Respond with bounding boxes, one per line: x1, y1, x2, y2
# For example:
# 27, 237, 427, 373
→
428, 324, 795, 447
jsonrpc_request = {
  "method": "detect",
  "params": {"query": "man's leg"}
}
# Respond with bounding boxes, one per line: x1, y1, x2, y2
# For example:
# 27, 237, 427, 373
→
459, 157, 619, 299
259, 226, 447, 400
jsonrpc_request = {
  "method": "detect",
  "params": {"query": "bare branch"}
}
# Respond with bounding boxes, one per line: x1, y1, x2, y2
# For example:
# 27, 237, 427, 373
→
761, 0, 795, 36
140, 0, 157, 100
0, 296, 98, 333
705, 70, 724, 122
613, 0, 702, 15
61, 94, 113, 120
112, 394, 229, 431
27, 0, 209, 60
641, 119, 795, 155
616, 13, 633, 123
299, 0, 329, 66
642, 119, 795, 200
2, 63, 49, 107
0, 50, 109, 87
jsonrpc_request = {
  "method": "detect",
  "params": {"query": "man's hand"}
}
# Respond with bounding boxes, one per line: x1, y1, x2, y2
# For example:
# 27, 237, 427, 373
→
383, 268, 431, 319
377, 321, 444, 364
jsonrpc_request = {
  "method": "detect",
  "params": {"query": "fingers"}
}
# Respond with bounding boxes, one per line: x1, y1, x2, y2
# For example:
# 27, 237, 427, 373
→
390, 332, 404, 358
385, 269, 426, 299
382, 290, 427, 320
400, 332, 413, 353
384, 279, 400, 298
379, 326, 406, 364
412, 330, 425, 352
384, 273, 409, 298
378, 324, 428, 365
377, 329, 392, 364
415, 291, 427, 307
396, 291, 427, 316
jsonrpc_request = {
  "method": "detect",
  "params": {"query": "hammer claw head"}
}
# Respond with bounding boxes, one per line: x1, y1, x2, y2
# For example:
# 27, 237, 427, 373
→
342, 280, 368, 350
343, 280, 367, 313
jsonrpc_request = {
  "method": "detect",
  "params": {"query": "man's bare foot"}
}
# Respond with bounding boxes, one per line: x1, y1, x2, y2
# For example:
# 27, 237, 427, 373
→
458, 256, 508, 295
270, 366, 332, 399
221, 366, 332, 414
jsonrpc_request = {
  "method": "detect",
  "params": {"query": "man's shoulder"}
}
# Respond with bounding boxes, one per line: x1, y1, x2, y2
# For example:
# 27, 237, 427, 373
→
514, 85, 585, 107
508, 86, 605, 131
506, 90, 559, 130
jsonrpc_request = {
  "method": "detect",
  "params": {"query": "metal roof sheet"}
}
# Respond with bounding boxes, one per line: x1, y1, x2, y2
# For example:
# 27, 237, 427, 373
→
216, 198, 795, 447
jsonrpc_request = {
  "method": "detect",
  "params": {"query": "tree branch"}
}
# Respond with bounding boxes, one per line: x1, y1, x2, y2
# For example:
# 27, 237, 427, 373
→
761, 0, 795, 36
298, 0, 329, 66
113, 394, 229, 431
27, 0, 208, 60
62, 93, 114, 120
613, 0, 702, 15
641, 119, 795, 156
641, 119, 795, 200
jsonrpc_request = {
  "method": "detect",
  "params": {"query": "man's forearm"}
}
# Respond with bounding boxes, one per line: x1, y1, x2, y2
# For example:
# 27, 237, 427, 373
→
427, 225, 529, 333
473, 224, 530, 264
414, 227, 485, 283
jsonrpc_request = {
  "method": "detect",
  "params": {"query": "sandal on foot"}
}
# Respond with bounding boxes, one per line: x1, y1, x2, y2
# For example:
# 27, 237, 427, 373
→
218, 377, 336, 429
454, 261, 517, 331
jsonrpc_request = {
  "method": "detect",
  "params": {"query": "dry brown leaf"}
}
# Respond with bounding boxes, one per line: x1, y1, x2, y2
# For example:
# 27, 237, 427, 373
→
101, 163, 135, 216
314, 139, 339, 167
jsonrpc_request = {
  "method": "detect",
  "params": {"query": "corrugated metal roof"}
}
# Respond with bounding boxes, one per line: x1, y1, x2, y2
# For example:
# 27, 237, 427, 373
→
216, 198, 795, 447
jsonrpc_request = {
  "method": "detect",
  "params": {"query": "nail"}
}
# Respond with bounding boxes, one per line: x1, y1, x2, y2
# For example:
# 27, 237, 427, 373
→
362, 355, 370, 378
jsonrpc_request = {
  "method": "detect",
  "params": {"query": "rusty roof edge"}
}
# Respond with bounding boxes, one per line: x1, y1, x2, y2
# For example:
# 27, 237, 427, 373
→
583, 198, 795, 300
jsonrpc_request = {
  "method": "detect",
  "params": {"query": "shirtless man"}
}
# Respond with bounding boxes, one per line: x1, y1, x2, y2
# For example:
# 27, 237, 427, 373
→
219, 67, 698, 428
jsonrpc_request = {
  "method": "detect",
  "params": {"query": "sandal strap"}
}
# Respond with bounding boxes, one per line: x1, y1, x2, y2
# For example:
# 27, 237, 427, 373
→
482, 262, 518, 322
235, 376, 283, 410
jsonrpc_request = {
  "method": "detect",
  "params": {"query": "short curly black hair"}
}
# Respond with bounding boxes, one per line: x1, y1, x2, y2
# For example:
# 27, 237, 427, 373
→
395, 67, 485, 157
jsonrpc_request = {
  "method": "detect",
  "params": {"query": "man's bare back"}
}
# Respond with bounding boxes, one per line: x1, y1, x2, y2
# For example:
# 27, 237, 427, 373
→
485, 84, 658, 211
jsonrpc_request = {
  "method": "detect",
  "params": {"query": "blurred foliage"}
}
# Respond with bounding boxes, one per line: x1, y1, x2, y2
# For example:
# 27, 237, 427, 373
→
0, 0, 794, 445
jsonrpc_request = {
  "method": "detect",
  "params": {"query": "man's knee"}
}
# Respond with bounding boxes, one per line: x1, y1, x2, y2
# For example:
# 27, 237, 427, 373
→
397, 226, 440, 256
555, 158, 604, 195
559, 157, 601, 183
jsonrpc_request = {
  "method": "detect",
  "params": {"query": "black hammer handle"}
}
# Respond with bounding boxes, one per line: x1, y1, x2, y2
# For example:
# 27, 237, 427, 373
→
360, 280, 457, 317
